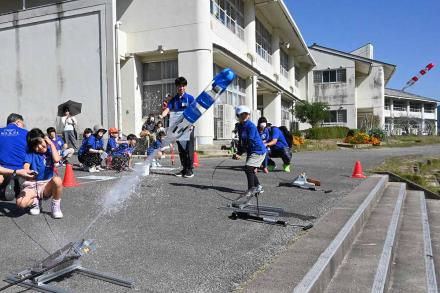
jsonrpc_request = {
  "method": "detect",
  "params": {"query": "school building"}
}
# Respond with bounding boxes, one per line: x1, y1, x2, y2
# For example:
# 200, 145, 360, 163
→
0, 0, 437, 144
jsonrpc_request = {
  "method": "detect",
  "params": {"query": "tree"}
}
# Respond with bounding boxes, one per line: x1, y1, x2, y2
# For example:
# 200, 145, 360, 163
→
292, 101, 329, 128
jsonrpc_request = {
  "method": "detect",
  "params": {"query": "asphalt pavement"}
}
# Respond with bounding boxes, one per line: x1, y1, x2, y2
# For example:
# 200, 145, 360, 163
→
1, 144, 439, 293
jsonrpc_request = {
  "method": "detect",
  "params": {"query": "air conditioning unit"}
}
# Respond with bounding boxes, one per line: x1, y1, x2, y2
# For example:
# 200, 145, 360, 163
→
214, 104, 236, 139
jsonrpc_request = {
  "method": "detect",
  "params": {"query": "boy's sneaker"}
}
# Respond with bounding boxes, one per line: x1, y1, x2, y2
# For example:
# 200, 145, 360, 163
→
29, 202, 41, 216
268, 165, 276, 172
255, 185, 264, 194
96, 165, 105, 171
283, 164, 291, 173
51, 202, 63, 219
155, 161, 162, 167
175, 170, 185, 177
88, 166, 99, 173
184, 170, 194, 178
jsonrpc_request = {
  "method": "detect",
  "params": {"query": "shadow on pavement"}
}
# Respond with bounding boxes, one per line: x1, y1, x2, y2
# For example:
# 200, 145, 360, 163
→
169, 182, 242, 195
0, 201, 26, 218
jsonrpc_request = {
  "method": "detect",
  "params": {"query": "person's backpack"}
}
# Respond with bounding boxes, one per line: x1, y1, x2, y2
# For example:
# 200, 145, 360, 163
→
278, 126, 293, 148
269, 126, 293, 148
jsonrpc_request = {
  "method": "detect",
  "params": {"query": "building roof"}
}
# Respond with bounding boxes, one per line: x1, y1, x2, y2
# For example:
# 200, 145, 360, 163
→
309, 44, 396, 83
385, 88, 439, 103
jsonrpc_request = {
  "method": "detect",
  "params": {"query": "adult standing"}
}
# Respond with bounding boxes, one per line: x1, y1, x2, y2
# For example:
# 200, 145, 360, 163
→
160, 76, 195, 178
61, 107, 78, 150
0, 113, 29, 200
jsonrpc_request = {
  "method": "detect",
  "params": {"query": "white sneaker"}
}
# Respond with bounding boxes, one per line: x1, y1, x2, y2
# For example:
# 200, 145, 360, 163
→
29, 203, 40, 215
88, 166, 100, 173
51, 202, 63, 219
151, 160, 158, 169
96, 166, 105, 171
156, 161, 162, 167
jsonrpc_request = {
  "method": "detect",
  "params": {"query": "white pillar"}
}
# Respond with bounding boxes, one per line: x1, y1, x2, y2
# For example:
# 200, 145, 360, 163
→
120, 56, 143, 135
288, 53, 296, 89
263, 92, 281, 126
271, 30, 280, 81
244, 0, 256, 62
245, 75, 258, 110
421, 103, 425, 132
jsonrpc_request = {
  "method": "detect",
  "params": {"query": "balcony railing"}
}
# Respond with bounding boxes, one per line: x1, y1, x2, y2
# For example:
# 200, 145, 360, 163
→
410, 107, 422, 112
210, 0, 245, 40
256, 43, 272, 64
393, 106, 406, 111
425, 108, 436, 113
384, 105, 390, 110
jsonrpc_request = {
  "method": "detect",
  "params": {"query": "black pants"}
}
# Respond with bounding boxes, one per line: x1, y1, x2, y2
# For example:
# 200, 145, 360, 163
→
78, 153, 102, 167
267, 147, 292, 166
112, 155, 129, 171
0, 175, 22, 200
63, 130, 78, 150
177, 130, 194, 172
244, 165, 260, 190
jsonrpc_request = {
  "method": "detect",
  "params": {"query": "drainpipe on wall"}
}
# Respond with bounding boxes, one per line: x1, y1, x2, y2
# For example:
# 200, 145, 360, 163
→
22, 0, 26, 10
115, 21, 122, 135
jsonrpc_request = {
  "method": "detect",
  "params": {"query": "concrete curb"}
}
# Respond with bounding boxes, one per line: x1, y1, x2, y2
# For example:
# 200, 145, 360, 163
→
292, 175, 389, 293
419, 192, 439, 293
371, 183, 406, 292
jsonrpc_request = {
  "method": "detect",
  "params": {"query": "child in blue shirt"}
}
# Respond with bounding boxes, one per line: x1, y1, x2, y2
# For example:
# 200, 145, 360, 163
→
47, 127, 74, 165
146, 131, 168, 168
79, 125, 107, 173
16, 128, 63, 218
266, 126, 292, 172
232, 106, 266, 202
257, 117, 270, 174
111, 134, 137, 172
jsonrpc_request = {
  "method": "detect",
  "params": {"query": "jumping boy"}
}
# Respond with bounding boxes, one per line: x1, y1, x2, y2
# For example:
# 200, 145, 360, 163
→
232, 105, 266, 203
16, 128, 63, 218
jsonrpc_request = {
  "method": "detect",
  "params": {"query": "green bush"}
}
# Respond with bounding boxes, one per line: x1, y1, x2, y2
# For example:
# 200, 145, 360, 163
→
368, 128, 386, 140
291, 130, 302, 137
305, 126, 350, 139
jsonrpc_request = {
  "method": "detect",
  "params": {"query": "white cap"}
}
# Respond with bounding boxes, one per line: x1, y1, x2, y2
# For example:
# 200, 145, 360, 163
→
235, 105, 251, 116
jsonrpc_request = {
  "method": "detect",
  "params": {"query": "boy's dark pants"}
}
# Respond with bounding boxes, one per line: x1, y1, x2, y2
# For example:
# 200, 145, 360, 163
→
78, 153, 102, 167
0, 175, 22, 201
177, 131, 194, 172
111, 155, 129, 171
267, 147, 292, 166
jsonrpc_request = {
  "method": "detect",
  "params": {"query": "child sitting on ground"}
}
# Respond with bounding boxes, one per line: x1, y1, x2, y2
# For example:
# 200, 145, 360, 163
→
16, 128, 63, 218
111, 134, 137, 172
79, 125, 107, 173
146, 131, 169, 168
47, 127, 74, 165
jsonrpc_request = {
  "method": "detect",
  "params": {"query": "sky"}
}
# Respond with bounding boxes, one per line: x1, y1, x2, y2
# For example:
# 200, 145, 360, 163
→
286, 0, 440, 101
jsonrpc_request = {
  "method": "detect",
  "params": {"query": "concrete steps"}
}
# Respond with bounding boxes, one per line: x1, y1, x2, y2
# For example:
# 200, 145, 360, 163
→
242, 175, 440, 293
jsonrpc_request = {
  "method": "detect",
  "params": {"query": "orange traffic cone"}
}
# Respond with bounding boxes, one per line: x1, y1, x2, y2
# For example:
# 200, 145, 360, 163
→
351, 160, 366, 179
193, 151, 199, 168
63, 163, 80, 187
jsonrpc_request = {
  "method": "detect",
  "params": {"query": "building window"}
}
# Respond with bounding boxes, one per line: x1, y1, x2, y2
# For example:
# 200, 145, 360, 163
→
214, 64, 246, 106
313, 69, 346, 84
425, 105, 436, 113
393, 101, 406, 111
280, 50, 289, 78
142, 60, 178, 117
324, 110, 347, 123
410, 102, 422, 112
256, 18, 272, 64
295, 66, 300, 87
385, 99, 390, 110
210, 0, 245, 39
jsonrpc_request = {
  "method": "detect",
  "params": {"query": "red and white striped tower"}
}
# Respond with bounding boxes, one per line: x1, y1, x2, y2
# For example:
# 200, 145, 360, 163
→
402, 63, 435, 91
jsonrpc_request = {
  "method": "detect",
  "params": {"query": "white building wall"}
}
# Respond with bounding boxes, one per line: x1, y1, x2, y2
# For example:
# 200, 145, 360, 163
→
0, 0, 116, 131
307, 49, 357, 128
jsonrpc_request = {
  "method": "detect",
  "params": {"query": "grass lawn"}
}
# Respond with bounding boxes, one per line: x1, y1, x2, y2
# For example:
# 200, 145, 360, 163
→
381, 135, 440, 147
372, 155, 440, 195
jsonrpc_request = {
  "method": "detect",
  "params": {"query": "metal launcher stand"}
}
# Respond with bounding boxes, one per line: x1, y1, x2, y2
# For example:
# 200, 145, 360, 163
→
221, 192, 287, 226
2, 240, 133, 293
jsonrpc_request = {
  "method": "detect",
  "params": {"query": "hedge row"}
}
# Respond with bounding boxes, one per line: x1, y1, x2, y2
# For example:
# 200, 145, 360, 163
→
304, 126, 350, 139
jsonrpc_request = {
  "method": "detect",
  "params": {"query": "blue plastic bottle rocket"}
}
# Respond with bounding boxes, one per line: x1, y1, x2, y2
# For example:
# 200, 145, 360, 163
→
168, 68, 236, 139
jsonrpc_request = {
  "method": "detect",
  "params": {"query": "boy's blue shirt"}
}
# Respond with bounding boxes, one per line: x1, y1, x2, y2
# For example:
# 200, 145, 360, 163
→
52, 135, 65, 152
259, 128, 270, 142
24, 148, 54, 181
167, 93, 195, 112
78, 136, 90, 156
269, 127, 289, 150
87, 135, 104, 150
0, 123, 28, 169
106, 137, 118, 153
146, 139, 162, 156
237, 120, 266, 156
113, 143, 134, 157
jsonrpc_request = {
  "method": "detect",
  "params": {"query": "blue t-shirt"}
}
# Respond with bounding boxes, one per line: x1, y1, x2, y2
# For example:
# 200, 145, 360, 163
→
0, 124, 28, 170
269, 127, 289, 150
113, 143, 134, 157
106, 137, 118, 153
167, 93, 195, 112
52, 135, 65, 152
78, 136, 90, 156
237, 120, 266, 156
24, 149, 54, 181
146, 140, 162, 156
259, 128, 270, 143
87, 135, 104, 150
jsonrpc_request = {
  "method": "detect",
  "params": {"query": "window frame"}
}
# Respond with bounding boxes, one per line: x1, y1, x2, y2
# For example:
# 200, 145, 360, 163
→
313, 68, 347, 84
324, 109, 347, 124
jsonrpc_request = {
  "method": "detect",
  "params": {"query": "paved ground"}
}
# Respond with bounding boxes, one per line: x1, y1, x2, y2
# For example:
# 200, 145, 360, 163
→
1, 145, 439, 293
